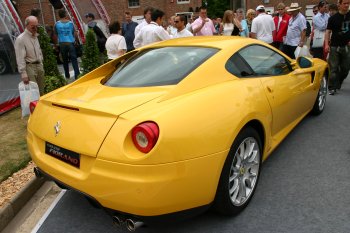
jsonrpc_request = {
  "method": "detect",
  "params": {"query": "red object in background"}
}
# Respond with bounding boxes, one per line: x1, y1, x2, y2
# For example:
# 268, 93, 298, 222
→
0, 97, 20, 115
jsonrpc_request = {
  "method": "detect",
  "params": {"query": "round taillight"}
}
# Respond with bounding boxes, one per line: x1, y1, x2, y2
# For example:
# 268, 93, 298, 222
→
29, 101, 38, 114
131, 122, 159, 153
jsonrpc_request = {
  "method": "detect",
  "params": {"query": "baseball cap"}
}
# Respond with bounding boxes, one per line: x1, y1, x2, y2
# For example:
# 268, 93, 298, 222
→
85, 13, 95, 19
256, 5, 265, 11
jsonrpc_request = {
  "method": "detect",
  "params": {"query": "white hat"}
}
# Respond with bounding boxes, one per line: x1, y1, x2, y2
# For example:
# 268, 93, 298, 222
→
256, 5, 265, 11
287, 3, 302, 12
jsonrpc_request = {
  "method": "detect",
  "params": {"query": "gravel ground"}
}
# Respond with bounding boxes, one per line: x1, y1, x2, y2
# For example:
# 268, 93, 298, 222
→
0, 162, 35, 208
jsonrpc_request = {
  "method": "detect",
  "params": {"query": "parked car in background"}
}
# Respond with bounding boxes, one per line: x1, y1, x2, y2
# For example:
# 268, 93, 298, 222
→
0, 33, 16, 75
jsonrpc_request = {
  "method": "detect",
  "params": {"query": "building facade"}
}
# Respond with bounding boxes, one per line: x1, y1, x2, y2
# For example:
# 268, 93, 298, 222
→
14, 0, 203, 28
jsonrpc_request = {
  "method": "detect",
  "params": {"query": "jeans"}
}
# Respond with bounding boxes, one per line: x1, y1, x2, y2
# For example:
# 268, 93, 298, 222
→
328, 45, 350, 90
60, 42, 80, 79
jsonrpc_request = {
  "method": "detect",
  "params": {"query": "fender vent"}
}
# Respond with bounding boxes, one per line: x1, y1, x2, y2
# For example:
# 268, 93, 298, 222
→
311, 71, 316, 83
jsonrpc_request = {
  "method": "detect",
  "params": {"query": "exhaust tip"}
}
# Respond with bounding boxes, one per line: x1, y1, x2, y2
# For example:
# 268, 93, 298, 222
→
33, 167, 42, 178
112, 216, 123, 227
126, 219, 144, 232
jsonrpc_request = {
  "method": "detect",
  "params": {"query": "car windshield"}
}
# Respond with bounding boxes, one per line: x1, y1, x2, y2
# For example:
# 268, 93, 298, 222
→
104, 47, 218, 87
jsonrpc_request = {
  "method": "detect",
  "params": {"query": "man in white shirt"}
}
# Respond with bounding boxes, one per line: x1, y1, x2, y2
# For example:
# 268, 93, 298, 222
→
173, 15, 193, 38
251, 5, 275, 44
134, 7, 154, 38
133, 9, 171, 48
167, 15, 177, 36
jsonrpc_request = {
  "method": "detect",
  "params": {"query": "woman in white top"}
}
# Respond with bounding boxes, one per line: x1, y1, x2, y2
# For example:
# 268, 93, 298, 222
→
220, 10, 242, 36
105, 21, 127, 60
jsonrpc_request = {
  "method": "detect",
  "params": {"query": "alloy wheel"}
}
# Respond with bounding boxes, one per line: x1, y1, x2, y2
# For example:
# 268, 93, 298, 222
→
229, 137, 260, 206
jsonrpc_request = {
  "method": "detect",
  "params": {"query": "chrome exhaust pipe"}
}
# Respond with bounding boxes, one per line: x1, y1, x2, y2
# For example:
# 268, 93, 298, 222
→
112, 216, 124, 227
33, 167, 42, 178
125, 219, 144, 232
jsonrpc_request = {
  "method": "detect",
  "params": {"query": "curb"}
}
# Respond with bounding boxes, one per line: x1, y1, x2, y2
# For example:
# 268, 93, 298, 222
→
0, 177, 45, 232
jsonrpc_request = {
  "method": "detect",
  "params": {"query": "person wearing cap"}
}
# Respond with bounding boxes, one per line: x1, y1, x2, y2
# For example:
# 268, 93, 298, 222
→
282, 3, 307, 59
273, 3, 290, 50
324, 0, 350, 95
85, 12, 107, 62
251, 5, 275, 44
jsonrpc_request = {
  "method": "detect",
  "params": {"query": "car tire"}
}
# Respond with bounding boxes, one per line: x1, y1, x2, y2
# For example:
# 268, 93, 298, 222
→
0, 56, 9, 75
213, 127, 262, 216
311, 72, 328, 115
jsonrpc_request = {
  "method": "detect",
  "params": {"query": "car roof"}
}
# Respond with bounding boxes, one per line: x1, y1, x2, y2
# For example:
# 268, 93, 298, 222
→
143, 36, 260, 50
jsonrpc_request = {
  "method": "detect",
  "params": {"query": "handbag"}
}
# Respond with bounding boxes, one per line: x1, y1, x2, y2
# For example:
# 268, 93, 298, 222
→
312, 29, 325, 48
18, 81, 40, 118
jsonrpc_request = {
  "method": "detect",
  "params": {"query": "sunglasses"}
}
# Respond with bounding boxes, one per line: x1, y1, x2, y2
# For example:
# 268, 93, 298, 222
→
278, 8, 284, 10
174, 21, 180, 23
313, 10, 318, 13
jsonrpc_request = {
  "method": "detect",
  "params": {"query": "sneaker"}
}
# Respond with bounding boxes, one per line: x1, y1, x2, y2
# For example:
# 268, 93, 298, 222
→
329, 90, 336, 95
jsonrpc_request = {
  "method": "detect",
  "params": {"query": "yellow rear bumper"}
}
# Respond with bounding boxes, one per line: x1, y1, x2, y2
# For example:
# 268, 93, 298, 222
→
28, 129, 228, 216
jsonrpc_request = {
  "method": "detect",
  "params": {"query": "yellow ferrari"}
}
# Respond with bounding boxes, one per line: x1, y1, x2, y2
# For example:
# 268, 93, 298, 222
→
27, 37, 328, 229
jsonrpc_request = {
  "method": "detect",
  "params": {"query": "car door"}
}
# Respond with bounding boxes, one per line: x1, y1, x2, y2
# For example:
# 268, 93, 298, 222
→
229, 44, 313, 137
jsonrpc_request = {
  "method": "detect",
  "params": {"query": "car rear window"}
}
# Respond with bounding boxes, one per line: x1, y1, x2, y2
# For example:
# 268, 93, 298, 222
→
104, 47, 218, 87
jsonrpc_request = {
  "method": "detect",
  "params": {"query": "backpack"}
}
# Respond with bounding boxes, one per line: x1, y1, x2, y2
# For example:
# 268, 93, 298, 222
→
89, 24, 107, 53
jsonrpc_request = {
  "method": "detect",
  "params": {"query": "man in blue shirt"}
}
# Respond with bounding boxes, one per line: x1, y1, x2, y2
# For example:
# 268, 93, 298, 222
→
54, 9, 80, 79
311, 1, 330, 59
122, 11, 138, 52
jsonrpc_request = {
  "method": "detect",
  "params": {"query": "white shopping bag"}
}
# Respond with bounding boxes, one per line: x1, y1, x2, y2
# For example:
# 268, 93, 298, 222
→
312, 29, 325, 48
294, 45, 312, 58
18, 81, 40, 118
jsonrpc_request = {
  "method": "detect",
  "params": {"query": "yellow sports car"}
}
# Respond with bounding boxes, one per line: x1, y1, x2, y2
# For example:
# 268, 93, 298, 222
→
28, 37, 328, 230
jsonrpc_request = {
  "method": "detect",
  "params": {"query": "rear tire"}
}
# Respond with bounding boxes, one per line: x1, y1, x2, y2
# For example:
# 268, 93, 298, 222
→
213, 127, 262, 215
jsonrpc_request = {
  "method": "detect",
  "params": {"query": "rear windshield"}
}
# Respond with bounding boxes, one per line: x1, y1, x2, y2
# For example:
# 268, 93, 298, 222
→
104, 47, 218, 87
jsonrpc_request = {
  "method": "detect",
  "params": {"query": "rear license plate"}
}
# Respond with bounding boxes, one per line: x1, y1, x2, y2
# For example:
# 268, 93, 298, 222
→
45, 142, 80, 168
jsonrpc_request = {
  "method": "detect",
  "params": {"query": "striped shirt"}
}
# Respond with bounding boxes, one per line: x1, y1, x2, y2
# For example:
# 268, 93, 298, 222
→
285, 13, 307, 46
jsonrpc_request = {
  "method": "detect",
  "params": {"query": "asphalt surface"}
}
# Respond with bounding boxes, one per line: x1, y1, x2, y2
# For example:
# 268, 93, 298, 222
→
28, 77, 350, 233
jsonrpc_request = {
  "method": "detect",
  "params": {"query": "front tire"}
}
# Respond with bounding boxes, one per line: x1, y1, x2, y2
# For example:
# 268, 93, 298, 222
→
311, 72, 327, 115
213, 127, 262, 215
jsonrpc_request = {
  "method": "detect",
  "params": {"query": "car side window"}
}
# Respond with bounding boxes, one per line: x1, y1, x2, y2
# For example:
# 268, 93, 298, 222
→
225, 53, 254, 77
238, 45, 292, 76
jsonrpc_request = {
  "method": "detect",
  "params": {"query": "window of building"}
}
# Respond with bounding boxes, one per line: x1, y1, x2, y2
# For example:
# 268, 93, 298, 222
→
177, 0, 190, 4
128, 0, 139, 8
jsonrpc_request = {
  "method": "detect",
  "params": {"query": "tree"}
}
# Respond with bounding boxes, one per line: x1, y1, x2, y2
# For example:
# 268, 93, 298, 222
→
80, 29, 102, 75
206, 0, 230, 19
37, 26, 66, 93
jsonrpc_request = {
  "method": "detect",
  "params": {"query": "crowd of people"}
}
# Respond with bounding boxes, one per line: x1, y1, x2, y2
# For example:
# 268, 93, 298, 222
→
14, 1, 350, 96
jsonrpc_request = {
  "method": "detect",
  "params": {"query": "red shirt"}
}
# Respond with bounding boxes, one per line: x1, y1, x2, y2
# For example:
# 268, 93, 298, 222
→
273, 14, 290, 42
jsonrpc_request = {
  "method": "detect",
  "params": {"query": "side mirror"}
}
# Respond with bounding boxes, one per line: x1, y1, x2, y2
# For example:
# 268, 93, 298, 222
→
297, 56, 313, 68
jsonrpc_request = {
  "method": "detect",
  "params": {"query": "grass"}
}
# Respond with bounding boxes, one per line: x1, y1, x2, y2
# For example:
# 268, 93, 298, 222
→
0, 108, 31, 182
